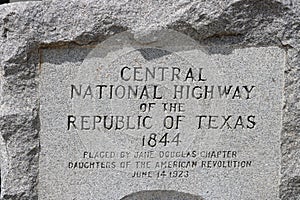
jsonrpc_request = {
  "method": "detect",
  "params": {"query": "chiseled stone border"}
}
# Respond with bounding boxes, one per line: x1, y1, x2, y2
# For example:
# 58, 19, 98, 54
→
0, 0, 299, 199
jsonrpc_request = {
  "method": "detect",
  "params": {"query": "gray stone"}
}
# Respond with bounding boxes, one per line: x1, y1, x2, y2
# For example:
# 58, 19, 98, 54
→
120, 190, 203, 200
38, 31, 284, 199
0, 0, 299, 200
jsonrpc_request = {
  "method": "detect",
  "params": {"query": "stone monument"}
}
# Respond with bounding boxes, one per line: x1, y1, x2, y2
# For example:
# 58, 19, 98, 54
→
0, 1, 300, 200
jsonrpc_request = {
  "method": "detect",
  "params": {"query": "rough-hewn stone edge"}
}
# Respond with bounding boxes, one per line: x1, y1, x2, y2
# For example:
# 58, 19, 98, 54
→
0, 47, 40, 199
0, 0, 299, 199
280, 48, 300, 200
0, 111, 39, 200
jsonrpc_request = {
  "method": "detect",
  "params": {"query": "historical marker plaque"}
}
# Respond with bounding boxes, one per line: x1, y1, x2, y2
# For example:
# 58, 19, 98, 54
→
39, 32, 284, 200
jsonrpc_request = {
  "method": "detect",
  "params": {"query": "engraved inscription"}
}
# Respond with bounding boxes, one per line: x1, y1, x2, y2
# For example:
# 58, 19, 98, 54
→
39, 33, 284, 200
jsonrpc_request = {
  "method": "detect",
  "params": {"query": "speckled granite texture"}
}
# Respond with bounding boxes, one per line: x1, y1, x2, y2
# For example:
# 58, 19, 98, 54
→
0, 0, 299, 199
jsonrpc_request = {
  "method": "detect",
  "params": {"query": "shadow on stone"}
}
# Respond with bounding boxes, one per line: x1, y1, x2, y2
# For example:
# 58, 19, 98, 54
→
137, 48, 172, 61
202, 45, 235, 55
120, 190, 203, 200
